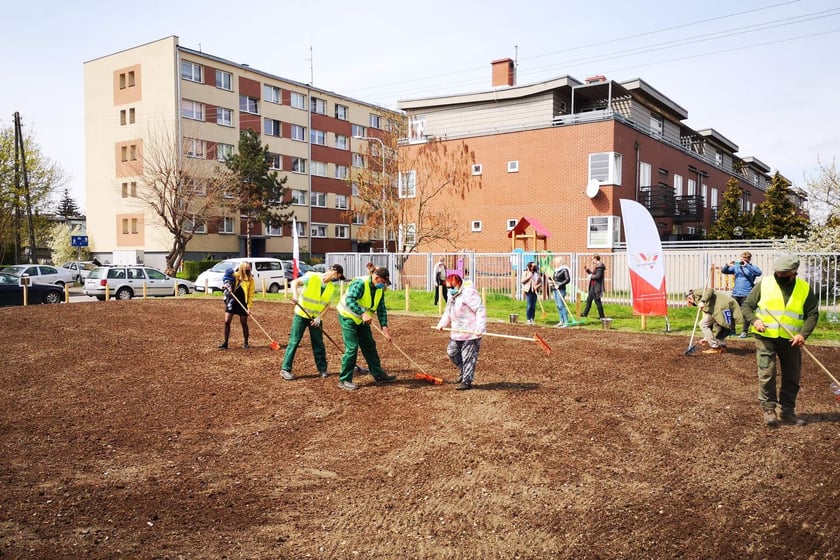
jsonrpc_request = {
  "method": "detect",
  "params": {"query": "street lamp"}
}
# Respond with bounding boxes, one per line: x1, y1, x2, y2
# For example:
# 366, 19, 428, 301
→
354, 135, 388, 252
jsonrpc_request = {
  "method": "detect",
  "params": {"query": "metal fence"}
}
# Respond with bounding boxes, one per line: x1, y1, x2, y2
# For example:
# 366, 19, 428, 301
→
327, 250, 840, 310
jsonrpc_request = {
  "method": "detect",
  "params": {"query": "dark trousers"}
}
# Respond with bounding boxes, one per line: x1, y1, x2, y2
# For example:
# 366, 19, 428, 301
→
582, 293, 604, 318
755, 335, 802, 412
434, 282, 448, 305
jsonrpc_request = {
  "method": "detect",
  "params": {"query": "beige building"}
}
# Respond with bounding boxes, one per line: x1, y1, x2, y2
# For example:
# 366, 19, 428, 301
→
84, 36, 397, 268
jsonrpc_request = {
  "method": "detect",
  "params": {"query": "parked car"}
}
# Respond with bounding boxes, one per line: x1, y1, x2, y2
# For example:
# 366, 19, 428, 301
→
1, 264, 76, 287
61, 261, 97, 283
194, 257, 289, 293
83, 265, 194, 300
281, 260, 311, 280
0, 272, 65, 306
310, 263, 326, 273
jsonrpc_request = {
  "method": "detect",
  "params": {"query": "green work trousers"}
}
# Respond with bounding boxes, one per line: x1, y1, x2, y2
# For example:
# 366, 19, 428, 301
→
338, 316, 385, 382
282, 314, 327, 374
755, 335, 802, 413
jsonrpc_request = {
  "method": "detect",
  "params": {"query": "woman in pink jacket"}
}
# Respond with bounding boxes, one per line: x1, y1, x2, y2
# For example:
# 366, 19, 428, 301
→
435, 274, 487, 390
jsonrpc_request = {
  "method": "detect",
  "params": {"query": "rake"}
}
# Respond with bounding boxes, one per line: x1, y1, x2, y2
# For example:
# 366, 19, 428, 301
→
370, 322, 443, 384
435, 328, 552, 356
225, 289, 280, 350
291, 298, 343, 352
685, 267, 713, 356
557, 291, 583, 327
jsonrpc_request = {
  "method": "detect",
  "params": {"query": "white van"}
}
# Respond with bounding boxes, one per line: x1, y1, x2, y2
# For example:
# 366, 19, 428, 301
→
195, 258, 289, 293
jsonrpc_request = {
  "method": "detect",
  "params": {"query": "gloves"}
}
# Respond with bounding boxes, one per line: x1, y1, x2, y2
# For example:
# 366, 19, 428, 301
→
311, 316, 321, 327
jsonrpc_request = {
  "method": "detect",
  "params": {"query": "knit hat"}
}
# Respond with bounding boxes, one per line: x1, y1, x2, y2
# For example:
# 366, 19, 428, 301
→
773, 255, 800, 273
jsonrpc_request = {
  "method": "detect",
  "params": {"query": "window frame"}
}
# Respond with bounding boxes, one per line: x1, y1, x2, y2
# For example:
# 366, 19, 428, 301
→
239, 95, 259, 114
290, 91, 306, 109
398, 170, 416, 198
588, 152, 622, 185
263, 84, 281, 104
181, 61, 202, 82
215, 70, 232, 90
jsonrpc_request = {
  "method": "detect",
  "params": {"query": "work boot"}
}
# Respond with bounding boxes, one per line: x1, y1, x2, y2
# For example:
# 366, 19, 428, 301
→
763, 408, 778, 428
280, 369, 295, 381
218, 342, 228, 350
354, 365, 369, 374
701, 347, 724, 354
338, 380, 358, 391
455, 382, 472, 391
373, 373, 397, 383
779, 410, 806, 426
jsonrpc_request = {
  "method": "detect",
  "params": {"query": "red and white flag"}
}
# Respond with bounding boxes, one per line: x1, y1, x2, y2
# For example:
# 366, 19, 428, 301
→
291, 217, 300, 279
619, 199, 667, 316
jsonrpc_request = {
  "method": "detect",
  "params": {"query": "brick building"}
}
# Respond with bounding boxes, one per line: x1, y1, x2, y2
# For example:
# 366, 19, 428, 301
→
396, 58, 779, 254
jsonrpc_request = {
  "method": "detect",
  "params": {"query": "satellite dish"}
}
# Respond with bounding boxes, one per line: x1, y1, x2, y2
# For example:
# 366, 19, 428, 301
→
585, 179, 600, 199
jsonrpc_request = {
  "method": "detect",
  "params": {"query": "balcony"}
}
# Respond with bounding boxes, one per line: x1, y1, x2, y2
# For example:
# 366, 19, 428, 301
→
639, 186, 704, 223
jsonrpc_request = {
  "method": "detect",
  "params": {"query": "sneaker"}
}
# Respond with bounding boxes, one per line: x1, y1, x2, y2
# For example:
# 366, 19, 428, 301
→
763, 408, 779, 428
218, 342, 228, 350
455, 382, 472, 391
560, 323, 568, 328
373, 373, 397, 383
319, 371, 329, 378
701, 347, 724, 354
338, 380, 358, 391
354, 365, 369, 374
779, 410, 806, 426
739, 332, 748, 339
455, 374, 463, 384
280, 369, 295, 381
243, 343, 250, 349
527, 319, 535, 325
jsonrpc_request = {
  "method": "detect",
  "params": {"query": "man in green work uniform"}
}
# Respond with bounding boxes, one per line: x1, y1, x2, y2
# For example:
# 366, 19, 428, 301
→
741, 255, 819, 428
279, 264, 345, 381
335, 267, 397, 391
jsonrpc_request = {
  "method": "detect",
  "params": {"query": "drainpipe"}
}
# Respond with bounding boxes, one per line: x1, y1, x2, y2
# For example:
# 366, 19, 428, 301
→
634, 140, 640, 203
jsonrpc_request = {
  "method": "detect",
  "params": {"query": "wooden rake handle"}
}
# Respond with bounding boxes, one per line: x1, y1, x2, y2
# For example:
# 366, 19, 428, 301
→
434, 328, 552, 356
226, 288, 278, 348
762, 309, 839, 386
370, 322, 430, 376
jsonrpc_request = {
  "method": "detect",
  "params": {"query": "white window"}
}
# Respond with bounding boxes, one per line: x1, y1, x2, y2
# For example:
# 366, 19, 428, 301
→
264, 118, 282, 137
674, 174, 683, 197
181, 61, 202, 82
181, 100, 204, 121
650, 113, 664, 137
291, 158, 306, 174
471, 220, 482, 232
507, 160, 519, 173
239, 95, 258, 114
290, 91, 306, 109
401, 223, 416, 246
399, 170, 416, 198
263, 84, 281, 104
311, 161, 327, 177
184, 216, 206, 234
335, 224, 349, 238
311, 192, 326, 207
409, 115, 426, 142
215, 70, 232, 90
185, 138, 206, 158
220, 216, 235, 234
687, 178, 697, 196
311, 129, 327, 145
216, 107, 233, 127
640, 162, 652, 188
310, 97, 327, 115
336, 134, 349, 150
290, 125, 306, 141
311, 223, 327, 238
296, 221, 308, 236
369, 114, 381, 129
266, 222, 283, 236
702, 183, 708, 207
267, 152, 281, 170
711, 187, 719, 209
587, 216, 621, 249
352, 124, 366, 138
506, 218, 517, 231
335, 104, 348, 120
335, 165, 349, 179
472, 164, 483, 176
352, 153, 365, 168
352, 213, 364, 225
335, 194, 348, 209
217, 143, 234, 162
351, 183, 359, 197
589, 152, 622, 185
291, 190, 307, 205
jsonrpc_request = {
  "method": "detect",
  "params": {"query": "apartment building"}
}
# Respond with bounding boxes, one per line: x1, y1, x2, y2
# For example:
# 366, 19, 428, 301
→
396, 58, 779, 254
84, 36, 398, 267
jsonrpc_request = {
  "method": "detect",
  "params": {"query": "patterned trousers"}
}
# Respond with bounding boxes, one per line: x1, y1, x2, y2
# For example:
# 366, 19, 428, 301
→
447, 338, 482, 385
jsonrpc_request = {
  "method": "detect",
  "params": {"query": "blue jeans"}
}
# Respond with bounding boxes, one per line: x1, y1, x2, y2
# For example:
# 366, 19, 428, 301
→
553, 288, 569, 324
525, 291, 537, 321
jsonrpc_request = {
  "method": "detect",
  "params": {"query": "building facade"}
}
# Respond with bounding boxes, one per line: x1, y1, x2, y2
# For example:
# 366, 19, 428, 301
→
84, 36, 397, 268
396, 59, 780, 254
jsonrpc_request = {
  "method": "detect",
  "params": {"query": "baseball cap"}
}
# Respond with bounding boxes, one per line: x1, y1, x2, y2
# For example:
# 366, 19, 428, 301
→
329, 264, 345, 280
373, 267, 391, 285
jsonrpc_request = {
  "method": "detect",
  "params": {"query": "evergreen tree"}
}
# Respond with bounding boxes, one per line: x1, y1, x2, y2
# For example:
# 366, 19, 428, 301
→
748, 171, 808, 239
707, 178, 747, 239
56, 188, 81, 218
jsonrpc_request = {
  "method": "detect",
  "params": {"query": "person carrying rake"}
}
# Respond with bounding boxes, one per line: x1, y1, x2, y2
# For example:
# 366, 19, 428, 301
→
435, 273, 487, 390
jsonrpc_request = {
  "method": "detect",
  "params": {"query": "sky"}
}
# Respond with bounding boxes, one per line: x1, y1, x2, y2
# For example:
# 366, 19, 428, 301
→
2, 0, 838, 213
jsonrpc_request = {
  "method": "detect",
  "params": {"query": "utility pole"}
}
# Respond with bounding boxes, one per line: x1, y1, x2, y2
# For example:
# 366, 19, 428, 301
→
14, 112, 36, 264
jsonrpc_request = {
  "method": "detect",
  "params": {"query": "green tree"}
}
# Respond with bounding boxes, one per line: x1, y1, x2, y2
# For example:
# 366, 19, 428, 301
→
225, 129, 292, 256
748, 171, 808, 239
707, 178, 747, 240
55, 188, 81, 218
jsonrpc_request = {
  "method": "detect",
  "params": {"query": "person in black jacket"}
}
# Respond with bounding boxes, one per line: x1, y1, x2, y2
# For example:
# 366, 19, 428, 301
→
581, 255, 605, 319
549, 257, 571, 327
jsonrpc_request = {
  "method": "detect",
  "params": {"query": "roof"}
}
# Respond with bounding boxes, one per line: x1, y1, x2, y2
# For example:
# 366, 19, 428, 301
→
507, 217, 552, 238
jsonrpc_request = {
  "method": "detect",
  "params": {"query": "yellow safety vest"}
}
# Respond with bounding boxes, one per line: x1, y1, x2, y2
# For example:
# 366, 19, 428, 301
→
751, 277, 809, 339
295, 273, 334, 318
337, 276, 383, 324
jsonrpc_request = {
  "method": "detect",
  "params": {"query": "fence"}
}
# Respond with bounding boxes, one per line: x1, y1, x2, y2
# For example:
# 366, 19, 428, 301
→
327, 250, 840, 311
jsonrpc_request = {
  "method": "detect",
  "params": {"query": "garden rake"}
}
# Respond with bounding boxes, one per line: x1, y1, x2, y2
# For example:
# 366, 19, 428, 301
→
435, 328, 552, 356
225, 289, 281, 350
684, 267, 713, 356
291, 298, 343, 352
371, 322, 443, 384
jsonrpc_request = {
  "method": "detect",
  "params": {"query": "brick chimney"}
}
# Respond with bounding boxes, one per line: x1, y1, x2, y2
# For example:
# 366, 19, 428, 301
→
491, 58, 515, 87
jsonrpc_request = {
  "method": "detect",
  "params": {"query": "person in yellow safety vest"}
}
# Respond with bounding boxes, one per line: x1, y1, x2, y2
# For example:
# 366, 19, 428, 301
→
741, 255, 819, 428
279, 264, 346, 381
335, 267, 397, 391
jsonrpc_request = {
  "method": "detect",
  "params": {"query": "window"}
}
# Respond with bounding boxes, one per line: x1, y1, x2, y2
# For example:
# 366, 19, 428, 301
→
181, 100, 205, 121
335, 104, 348, 120
401, 223, 416, 246
129, 144, 137, 160
185, 138, 206, 158
409, 116, 426, 142
715, 150, 723, 167
335, 225, 349, 238
291, 157, 307, 174
311, 129, 327, 145
335, 194, 348, 209
310, 97, 327, 114
217, 107, 233, 127
352, 213, 364, 225
119, 73, 126, 89
640, 162, 651, 188
265, 222, 283, 236
291, 189, 307, 205
120, 110, 126, 125
650, 113, 664, 137
352, 153, 365, 168
711, 187, 719, 209
369, 114, 381, 129
129, 108, 135, 124
121, 182, 128, 198
351, 182, 359, 196
290, 125, 306, 141
471, 220, 482, 232
122, 218, 129, 234
507, 160, 519, 173
264, 118, 282, 137
128, 71, 135, 87
335, 165, 349, 179
220, 216, 235, 234
674, 174, 683, 197
120, 146, 128, 162
399, 170, 416, 198
311, 161, 327, 177
263, 84, 281, 104
266, 152, 281, 169
131, 218, 139, 234
181, 61, 202, 82
701, 183, 708, 207
311, 223, 327, 238
290, 91, 306, 109
184, 216, 206, 234
336, 134, 349, 150
216, 70, 232, 90
311, 192, 326, 207
472, 163, 483, 176
352, 124, 366, 138
587, 216, 621, 249
687, 178, 697, 196
239, 95, 258, 114
217, 143, 234, 161
296, 221, 307, 236
589, 152, 622, 185
507, 218, 517, 231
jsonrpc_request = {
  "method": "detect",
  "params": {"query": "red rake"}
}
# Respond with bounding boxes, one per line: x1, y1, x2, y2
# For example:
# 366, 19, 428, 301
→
225, 289, 281, 350
436, 328, 552, 356
370, 322, 443, 384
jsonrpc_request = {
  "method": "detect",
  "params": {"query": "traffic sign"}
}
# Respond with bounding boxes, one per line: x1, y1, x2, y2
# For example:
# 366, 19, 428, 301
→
71, 235, 89, 247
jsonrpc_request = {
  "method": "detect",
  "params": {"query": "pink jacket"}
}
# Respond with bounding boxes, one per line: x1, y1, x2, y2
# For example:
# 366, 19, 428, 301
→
435, 285, 487, 340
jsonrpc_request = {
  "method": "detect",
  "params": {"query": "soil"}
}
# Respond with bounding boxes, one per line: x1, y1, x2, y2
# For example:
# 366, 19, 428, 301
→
2, 297, 839, 559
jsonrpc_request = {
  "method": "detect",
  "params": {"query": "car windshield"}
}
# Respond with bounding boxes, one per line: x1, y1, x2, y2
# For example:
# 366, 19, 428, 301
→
210, 261, 240, 272
2, 266, 26, 275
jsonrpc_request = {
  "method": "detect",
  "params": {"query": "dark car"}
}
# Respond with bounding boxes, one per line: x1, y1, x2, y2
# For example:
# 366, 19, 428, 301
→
0, 272, 65, 306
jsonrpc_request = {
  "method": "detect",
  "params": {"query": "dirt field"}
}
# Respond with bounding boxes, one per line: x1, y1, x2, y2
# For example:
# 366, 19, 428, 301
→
2, 297, 839, 559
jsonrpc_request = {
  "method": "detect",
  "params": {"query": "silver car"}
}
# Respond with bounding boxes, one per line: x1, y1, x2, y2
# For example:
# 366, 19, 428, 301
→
83, 265, 194, 300
1, 264, 76, 287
